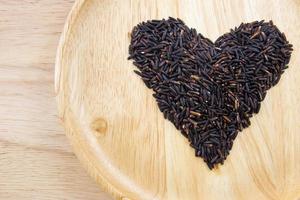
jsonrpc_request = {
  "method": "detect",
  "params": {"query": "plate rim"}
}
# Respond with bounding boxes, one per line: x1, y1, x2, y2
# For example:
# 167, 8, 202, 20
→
54, 0, 132, 199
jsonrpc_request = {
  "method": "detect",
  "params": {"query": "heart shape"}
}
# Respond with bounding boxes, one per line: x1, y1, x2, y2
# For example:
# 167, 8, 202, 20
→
128, 17, 293, 169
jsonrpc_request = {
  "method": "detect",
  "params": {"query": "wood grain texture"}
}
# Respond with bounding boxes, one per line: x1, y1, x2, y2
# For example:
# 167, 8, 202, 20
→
0, 1, 112, 199
56, 0, 300, 200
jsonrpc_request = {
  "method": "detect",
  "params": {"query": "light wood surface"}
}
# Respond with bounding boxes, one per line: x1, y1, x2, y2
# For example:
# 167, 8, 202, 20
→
0, 1, 112, 199
56, 0, 300, 200
56, 0, 300, 199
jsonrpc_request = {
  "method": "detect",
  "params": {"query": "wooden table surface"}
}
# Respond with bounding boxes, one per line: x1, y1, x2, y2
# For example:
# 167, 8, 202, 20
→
0, 1, 112, 199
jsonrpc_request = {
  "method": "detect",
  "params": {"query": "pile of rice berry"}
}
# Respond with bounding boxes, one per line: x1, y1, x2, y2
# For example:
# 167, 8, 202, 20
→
128, 17, 293, 169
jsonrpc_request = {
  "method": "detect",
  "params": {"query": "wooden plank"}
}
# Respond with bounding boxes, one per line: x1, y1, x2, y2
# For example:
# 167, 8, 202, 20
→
0, 0, 112, 199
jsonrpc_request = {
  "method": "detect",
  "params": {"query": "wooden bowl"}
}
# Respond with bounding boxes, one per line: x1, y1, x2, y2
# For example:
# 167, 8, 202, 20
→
55, 0, 300, 199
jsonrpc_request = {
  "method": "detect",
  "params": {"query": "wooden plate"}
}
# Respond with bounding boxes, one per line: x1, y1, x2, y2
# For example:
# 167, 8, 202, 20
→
55, 0, 300, 199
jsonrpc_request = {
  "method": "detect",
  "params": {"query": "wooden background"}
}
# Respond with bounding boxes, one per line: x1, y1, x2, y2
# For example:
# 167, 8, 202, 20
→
0, 1, 111, 199
1, 0, 300, 199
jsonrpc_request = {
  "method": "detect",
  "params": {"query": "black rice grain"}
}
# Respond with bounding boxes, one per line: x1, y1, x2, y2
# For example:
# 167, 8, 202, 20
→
128, 17, 293, 169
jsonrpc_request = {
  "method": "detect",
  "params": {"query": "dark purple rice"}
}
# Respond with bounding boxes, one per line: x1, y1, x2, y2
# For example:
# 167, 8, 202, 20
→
128, 17, 293, 169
